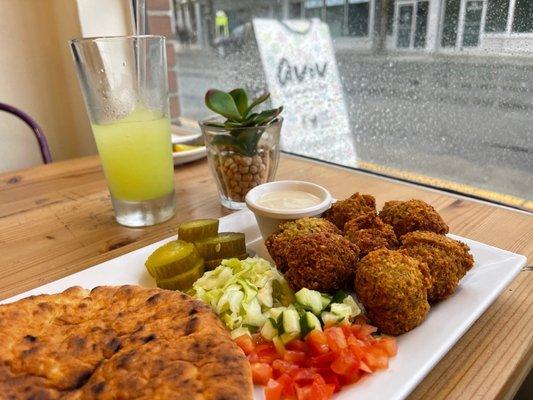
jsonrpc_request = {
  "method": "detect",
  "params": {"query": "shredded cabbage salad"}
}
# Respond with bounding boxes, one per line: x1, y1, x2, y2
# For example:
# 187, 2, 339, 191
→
190, 257, 294, 338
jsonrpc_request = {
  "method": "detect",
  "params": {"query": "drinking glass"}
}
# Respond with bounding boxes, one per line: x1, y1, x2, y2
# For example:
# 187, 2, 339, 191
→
70, 35, 176, 227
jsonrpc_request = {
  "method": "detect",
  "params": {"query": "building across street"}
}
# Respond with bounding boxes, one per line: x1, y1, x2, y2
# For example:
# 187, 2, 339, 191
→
174, 0, 532, 54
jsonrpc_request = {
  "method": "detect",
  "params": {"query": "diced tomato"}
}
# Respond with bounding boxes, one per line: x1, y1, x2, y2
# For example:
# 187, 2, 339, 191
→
252, 363, 273, 386
325, 327, 347, 354
265, 379, 284, 400
247, 351, 259, 363
286, 339, 307, 352
272, 359, 299, 376
339, 369, 363, 385
276, 373, 296, 397
331, 349, 359, 375
375, 336, 398, 357
241, 322, 397, 400
234, 335, 254, 355
308, 351, 336, 367
358, 324, 378, 338
319, 371, 341, 392
284, 350, 306, 365
256, 343, 281, 363
363, 347, 389, 371
306, 330, 329, 355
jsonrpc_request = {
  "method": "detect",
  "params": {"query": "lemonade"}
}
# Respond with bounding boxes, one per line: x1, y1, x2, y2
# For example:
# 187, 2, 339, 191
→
92, 107, 174, 202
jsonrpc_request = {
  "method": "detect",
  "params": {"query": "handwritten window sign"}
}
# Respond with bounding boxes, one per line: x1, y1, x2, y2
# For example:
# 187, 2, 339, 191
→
253, 18, 357, 167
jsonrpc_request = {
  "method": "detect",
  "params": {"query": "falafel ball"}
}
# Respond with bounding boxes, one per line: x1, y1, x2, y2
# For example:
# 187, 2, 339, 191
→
379, 199, 449, 238
400, 231, 474, 302
284, 232, 359, 293
355, 248, 432, 335
344, 213, 399, 257
323, 192, 376, 230
265, 217, 341, 272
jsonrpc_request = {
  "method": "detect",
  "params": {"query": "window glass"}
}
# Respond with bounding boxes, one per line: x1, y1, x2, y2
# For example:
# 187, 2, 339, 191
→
326, 5, 345, 37
348, 2, 370, 37
171, 0, 533, 210
414, 1, 429, 48
441, 0, 460, 47
513, 0, 533, 33
485, 0, 509, 33
462, 1, 483, 47
397, 5, 413, 48
290, 2, 303, 18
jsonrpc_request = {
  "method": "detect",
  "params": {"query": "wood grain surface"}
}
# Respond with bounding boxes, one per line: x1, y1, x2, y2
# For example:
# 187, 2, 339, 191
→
0, 154, 531, 399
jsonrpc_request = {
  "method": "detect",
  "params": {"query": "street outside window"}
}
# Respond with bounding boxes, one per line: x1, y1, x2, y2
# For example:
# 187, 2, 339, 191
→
169, 0, 533, 211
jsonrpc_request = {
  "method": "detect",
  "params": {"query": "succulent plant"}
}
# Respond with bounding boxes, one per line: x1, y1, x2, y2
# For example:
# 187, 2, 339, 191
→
204, 88, 283, 157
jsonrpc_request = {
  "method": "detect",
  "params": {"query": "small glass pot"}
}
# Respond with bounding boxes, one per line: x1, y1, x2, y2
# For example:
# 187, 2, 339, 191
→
199, 117, 282, 210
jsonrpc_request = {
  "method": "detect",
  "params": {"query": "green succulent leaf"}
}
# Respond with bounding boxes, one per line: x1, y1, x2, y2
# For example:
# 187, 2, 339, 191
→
229, 88, 248, 117
205, 89, 242, 121
204, 121, 226, 128
253, 106, 283, 126
211, 134, 246, 153
244, 92, 270, 117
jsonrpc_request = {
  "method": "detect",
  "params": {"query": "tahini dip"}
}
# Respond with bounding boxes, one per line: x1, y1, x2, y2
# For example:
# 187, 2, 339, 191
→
256, 190, 322, 210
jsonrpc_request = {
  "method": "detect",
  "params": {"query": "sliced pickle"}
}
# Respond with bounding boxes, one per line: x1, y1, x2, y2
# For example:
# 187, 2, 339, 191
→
178, 219, 219, 242
272, 279, 296, 307
194, 232, 246, 261
204, 252, 249, 271
156, 260, 205, 291
145, 240, 202, 279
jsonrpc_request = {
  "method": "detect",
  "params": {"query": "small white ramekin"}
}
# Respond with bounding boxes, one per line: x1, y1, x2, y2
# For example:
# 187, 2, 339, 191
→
245, 180, 332, 239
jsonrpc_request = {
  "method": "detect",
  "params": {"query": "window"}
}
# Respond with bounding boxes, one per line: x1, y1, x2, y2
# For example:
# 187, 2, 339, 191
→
305, 0, 323, 19
326, 3, 345, 37
414, 1, 429, 48
485, 0, 509, 33
462, 1, 483, 47
441, 0, 460, 47
290, 2, 303, 18
348, 1, 370, 37
172, 0, 533, 210
512, 0, 533, 33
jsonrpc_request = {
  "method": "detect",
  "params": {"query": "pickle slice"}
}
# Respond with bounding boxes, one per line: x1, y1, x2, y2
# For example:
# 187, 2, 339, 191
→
156, 260, 205, 291
145, 240, 202, 279
178, 219, 219, 242
204, 253, 249, 271
194, 232, 246, 261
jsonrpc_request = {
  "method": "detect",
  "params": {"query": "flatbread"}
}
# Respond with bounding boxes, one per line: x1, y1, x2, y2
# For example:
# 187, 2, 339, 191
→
0, 285, 252, 400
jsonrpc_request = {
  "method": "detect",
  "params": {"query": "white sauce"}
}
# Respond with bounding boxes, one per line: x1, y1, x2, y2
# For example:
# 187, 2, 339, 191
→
257, 190, 321, 210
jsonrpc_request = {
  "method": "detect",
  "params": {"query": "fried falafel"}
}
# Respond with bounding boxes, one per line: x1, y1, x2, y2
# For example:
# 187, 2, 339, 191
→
265, 217, 340, 272
284, 232, 359, 293
344, 213, 399, 257
323, 192, 376, 230
400, 231, 474, 302
379, 199, 449, 238
355, 249, 432, 335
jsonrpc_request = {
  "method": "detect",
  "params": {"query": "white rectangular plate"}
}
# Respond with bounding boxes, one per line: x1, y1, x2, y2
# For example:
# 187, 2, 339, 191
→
2, 210, 526, 400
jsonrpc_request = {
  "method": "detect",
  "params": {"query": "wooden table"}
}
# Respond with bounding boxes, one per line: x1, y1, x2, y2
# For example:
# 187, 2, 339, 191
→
1, 155, 531, 399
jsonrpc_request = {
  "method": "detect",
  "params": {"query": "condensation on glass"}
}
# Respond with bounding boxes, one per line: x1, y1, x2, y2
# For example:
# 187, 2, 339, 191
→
168, 0, 533, 209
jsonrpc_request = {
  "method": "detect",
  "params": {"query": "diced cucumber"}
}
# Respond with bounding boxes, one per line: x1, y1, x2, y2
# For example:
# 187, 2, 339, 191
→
268, 307, 287, 321
342, 295, 361, 317
282, 309, 300, 333
230, 326, 251, 339
321, 311, 344, 327
321, 294, 332, 310
330, 303, 353, 320
280, 331, 300, 344
273, 336, 286, 355
300, 311, 322, 338
261, 318, 278, 340
331, 290, 349, 304
295, 288, 324, 315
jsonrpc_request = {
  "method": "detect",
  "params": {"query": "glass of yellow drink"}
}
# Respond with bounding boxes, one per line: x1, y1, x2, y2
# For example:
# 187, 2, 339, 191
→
70, 36, 175, 227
